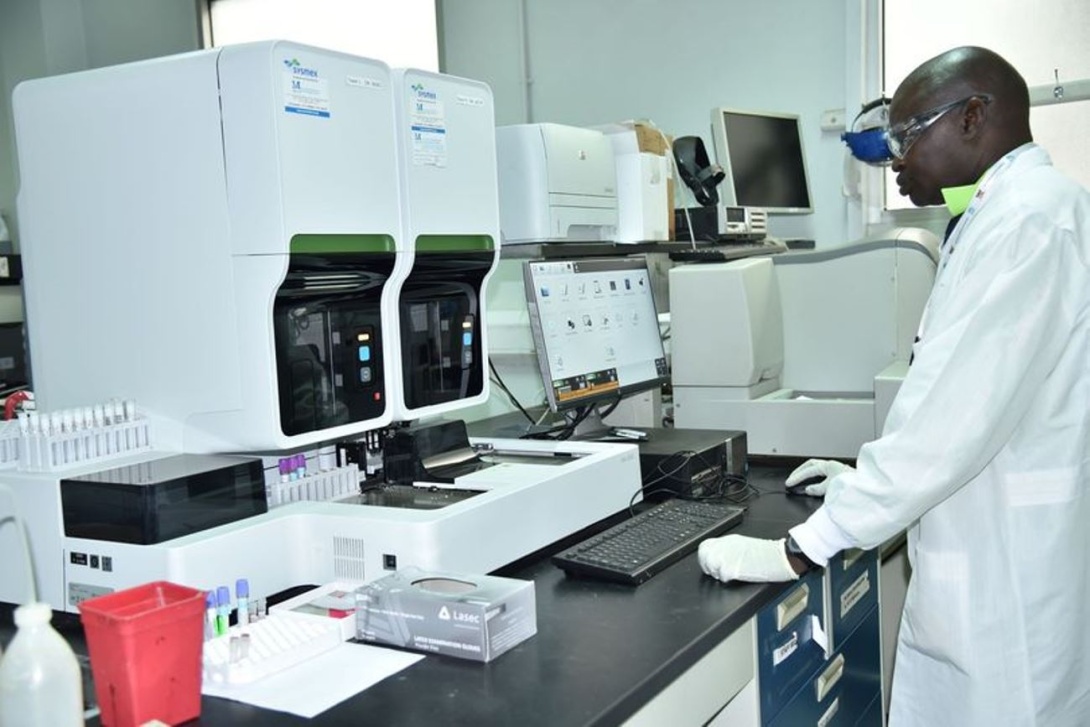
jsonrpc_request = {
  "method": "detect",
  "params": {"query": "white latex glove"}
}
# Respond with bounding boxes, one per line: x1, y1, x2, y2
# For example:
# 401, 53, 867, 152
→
784, 458, 854, 497
698, 535, 798, 583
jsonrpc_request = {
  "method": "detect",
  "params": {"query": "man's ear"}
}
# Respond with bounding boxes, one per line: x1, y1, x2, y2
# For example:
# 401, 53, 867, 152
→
961, 96, 990, 140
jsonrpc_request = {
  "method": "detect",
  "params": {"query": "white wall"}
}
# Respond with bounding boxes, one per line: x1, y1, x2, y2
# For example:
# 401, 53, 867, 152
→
0, 0, 201, 247
438, 0, 866, 247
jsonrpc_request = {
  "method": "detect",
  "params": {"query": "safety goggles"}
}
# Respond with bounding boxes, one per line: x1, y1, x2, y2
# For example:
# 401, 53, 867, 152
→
886, 94, 992, 159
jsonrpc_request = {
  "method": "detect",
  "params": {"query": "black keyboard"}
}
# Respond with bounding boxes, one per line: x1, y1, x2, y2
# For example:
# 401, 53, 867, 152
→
552, 498, 745, 585
668, 239, 785, 263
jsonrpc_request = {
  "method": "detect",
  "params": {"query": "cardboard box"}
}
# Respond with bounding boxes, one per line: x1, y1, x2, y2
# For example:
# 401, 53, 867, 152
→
615, 152, 670, 242
595, 121, 674, 243
633, 121, 670, 156
355, 567, 537, 662
668, 177, 677, 240
595, 120, 670, 157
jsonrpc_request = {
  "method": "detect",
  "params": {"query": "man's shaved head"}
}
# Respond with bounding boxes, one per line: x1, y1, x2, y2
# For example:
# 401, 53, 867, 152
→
889, 47, 1032, 206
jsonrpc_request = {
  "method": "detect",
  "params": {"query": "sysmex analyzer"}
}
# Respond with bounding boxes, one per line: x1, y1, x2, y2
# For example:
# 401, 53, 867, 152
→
14, 41, 406, 453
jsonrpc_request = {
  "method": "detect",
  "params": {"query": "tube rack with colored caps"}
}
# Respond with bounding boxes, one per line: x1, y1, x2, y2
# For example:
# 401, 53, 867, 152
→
263, 447, 360, 508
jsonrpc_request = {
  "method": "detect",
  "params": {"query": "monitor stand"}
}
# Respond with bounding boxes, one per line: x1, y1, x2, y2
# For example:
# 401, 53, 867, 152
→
473, 405, 645, 442
568, 407, 653, 443
569, 408, 613, 441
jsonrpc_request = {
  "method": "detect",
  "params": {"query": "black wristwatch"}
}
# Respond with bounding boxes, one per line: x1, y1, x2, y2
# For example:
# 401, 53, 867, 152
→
785, 534, 819, 574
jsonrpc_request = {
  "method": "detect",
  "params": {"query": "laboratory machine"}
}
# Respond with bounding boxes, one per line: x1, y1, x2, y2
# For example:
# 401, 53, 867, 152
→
387, 68, 500, 421
670, 229, 939, 457
0, 436, 638, 612
13, 40, 404, 454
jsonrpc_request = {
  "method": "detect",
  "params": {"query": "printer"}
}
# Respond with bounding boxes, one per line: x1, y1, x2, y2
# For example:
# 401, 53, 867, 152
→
496, 123, 618, 244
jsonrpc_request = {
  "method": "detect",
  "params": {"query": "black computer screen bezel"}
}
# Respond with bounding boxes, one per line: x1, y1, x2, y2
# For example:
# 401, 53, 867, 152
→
710, 107, 814, 214
523, 256, 669, 415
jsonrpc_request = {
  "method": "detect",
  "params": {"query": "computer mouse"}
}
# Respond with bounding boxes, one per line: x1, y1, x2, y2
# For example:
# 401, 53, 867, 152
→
785, 475, 827, 496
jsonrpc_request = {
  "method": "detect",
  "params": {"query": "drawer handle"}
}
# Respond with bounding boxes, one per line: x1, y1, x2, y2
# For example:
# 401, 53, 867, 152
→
814, 653, 845, 702
776, 583, 809, 630
842, 548, 864, 569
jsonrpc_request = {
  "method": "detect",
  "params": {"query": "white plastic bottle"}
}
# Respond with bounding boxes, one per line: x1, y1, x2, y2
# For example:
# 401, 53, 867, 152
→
0, 602, 83, 727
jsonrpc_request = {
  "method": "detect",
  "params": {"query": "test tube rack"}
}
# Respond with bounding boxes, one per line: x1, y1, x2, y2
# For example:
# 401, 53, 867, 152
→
203, 611, 343, 686
265, 463, 360, 508
11, 400, 151, 473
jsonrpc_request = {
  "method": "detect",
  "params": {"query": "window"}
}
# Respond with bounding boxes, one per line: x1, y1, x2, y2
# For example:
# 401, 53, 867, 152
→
882, 0, 1090, 209
206, 0, 438, 71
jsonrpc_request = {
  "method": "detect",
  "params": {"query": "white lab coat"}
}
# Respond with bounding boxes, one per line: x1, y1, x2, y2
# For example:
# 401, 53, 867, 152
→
792, 144, 1090, 726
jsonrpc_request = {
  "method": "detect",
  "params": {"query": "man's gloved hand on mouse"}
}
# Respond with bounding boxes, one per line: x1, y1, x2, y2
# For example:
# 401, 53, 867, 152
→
785, 459, 854, 497
698, 535, 798, 583
699, 459, 857, 583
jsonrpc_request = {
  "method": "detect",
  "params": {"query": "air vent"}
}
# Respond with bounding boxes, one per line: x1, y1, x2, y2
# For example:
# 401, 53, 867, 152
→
332, 535, 367, 581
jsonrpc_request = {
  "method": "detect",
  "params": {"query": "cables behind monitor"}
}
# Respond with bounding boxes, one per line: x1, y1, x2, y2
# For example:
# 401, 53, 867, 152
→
519, 397, 622, 441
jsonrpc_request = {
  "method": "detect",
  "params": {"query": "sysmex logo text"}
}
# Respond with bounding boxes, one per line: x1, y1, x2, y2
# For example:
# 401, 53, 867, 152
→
410, 82, 437, 100
283, 58, 319, 78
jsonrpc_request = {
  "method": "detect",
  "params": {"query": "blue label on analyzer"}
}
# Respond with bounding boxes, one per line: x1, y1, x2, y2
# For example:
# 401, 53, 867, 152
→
283, 58, 331, 119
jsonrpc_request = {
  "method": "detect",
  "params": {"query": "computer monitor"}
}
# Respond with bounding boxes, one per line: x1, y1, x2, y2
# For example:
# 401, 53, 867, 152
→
710, 108, 813, 214
523, 256, 669, 435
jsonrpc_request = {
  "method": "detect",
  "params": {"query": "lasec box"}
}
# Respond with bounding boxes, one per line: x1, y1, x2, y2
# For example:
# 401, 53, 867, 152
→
355, 567, 537, 662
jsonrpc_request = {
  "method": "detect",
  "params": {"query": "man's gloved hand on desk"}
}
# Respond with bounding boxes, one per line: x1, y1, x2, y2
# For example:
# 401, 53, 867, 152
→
698, 536, 799, 583
698, 458, 852, 583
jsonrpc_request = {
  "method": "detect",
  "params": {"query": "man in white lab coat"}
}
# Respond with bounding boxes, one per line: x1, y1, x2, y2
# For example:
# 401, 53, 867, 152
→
698, 46, 1090, 726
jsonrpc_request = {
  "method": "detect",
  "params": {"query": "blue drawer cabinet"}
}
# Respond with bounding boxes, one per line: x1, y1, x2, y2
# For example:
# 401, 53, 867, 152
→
768, 605, 882, 727
826, 547, 879, 650
855, 693, 884, 727
758, 549, 884, 726
757, 569, 827, 724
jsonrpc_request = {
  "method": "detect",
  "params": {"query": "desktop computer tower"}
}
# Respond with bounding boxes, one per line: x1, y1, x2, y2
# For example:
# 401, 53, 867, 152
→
637, 428, 747, 500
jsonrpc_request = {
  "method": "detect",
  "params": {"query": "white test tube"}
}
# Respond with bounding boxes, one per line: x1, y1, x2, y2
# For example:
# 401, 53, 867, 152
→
105, 401, 121, 451
82, 407, 96, 457
121, 400, 134, 449
62, 410, 78, 462
24, 412, 38, 470
78, 410, 90, 461
46, 412, 62, 468
91, 405, 107, 456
